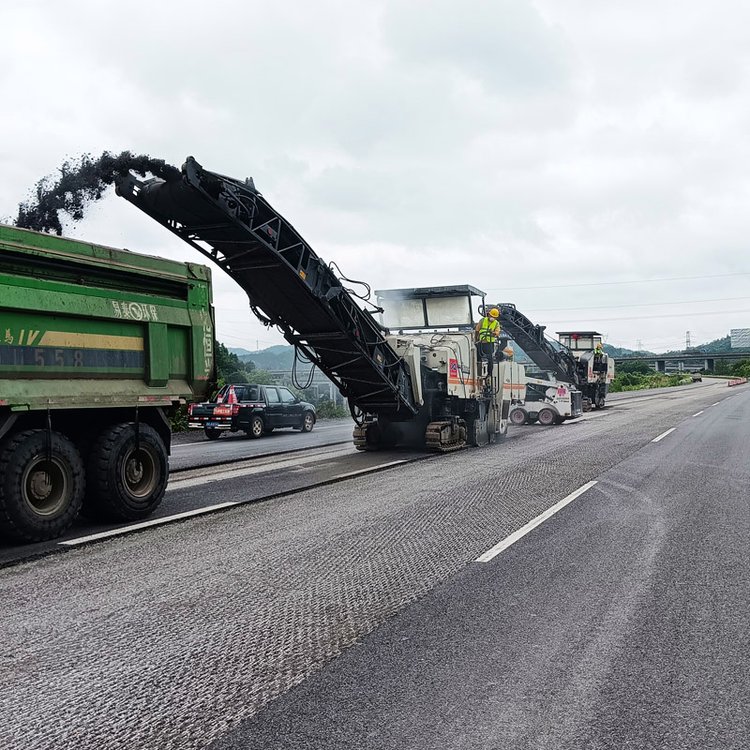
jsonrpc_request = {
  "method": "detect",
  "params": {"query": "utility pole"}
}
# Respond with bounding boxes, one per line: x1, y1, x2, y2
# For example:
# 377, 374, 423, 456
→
685, 331, 691, 350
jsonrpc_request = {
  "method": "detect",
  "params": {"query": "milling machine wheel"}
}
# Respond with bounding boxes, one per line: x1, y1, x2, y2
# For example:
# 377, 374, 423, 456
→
468, 417, 490, 447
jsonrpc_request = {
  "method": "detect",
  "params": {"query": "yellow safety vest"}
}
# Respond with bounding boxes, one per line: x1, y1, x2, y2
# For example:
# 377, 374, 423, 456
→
478, 317, 500, 342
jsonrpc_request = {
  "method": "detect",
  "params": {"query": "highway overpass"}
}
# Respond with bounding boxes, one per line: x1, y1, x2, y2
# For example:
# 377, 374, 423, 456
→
614, 350, 750, 372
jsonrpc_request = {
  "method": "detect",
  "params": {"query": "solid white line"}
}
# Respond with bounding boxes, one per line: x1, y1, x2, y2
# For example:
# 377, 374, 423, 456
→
692, 411, 704, 417
328, 460, 409, 481
476, 481, 598, 563
61, 459, 410, 547
59, 502, 239, 546
169, 448, 351, 490
652, 427, 676, 443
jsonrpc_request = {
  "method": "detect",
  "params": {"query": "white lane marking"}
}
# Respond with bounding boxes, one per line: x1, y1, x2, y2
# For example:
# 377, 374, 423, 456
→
60, 459, 409, 547
328, 460, 409, 481
711, 401, 721, 406
692, 411, 704, 417
169, 448, 352, 490
652, 428, 676, 443
476, 481, 598, 563
59, 502, 239, 546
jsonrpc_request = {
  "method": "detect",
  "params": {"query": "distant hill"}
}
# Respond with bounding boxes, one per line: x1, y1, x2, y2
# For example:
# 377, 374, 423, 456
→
661, 335, 732, 356
230, 345, 294, 371
230, 337, 747, 371
604, 344, 656, 357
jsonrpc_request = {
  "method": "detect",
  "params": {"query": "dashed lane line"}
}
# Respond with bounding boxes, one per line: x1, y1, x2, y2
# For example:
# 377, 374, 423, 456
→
693, 411, 704, 417
652, 427, 676, 443
476, 481, 598, 563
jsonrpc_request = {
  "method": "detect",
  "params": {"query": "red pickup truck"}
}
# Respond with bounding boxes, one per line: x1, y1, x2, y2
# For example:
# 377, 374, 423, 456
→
188, 383, 316, 440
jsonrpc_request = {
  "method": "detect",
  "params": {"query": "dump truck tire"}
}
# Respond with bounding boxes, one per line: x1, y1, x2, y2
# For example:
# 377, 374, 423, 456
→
0, 429, 84, 542
87, 423, 168, 521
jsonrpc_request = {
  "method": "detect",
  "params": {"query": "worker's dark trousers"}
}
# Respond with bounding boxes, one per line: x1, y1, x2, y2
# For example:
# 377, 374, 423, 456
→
477, 342, 495, 364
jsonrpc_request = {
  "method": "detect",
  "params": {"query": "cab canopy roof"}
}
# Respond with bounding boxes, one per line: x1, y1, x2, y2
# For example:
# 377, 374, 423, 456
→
556, 331, 603, 336
375, 285, 485, 330
375, 284, 485, 300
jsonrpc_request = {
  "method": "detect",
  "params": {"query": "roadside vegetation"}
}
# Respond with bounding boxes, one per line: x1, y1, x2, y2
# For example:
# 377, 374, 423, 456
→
713, 359, 750, 378
609, 361, 692, 393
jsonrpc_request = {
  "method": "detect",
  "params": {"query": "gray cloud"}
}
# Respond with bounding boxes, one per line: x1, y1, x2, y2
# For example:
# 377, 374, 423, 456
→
2, 0, 750, 352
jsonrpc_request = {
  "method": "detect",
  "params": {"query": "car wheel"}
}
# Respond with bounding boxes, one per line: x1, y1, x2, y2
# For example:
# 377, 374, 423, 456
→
247, 415, 264, 439
204, 428, 222, 440
537, 408, 556, 426
300, 411, 315, 433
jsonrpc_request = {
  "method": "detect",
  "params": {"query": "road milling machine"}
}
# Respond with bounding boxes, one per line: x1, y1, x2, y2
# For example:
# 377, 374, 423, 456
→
556, 331, 615, 409
490, 305, 614, 421
117, 158, 523, 452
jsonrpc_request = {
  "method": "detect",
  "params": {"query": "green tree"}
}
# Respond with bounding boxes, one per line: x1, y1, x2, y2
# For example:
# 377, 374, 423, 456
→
227, 370, 249, 383
215, 342, 248, 382
714, 360, 731, 376
618, 360, 652, 375
250, 369, 276, 385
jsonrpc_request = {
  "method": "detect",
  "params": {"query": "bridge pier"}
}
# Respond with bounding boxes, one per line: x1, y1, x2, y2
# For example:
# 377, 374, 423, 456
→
655, 360, 666, 372
704, 358, 714, 372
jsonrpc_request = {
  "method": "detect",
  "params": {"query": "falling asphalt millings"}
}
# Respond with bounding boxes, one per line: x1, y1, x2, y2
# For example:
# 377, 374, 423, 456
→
14, 151, 179, 235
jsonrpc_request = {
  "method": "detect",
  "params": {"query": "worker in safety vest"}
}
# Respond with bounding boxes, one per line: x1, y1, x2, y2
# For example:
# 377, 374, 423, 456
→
594, 343, 604, 357
475, 308, 501, 365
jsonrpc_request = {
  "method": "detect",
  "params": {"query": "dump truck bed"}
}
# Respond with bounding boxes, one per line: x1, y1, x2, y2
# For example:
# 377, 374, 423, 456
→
0, 224, 214, 411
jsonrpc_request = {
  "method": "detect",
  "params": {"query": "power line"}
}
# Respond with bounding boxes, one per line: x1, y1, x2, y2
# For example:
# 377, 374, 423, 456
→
545, 308, 750, 324
525, 295, 750, 313
486, 270, 750, 292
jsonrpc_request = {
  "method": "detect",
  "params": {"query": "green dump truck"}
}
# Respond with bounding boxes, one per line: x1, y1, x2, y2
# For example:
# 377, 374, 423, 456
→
0, 224, 214, 542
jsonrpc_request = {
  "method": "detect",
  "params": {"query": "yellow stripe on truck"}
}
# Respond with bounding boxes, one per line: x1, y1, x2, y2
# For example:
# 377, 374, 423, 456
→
39, 331, 145, 351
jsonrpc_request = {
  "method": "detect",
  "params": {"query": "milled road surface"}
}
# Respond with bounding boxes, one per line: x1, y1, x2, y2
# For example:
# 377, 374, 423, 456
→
0, 379, 745, 749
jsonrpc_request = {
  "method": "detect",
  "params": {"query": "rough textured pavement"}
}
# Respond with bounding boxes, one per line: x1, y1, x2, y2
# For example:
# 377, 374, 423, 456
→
213, 385, 750, 750
0, 379, 743, 749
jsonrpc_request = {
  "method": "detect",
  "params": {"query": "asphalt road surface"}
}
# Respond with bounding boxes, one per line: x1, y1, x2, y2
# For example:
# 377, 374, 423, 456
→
1, 379, 746, 749
169, 418, 355, 471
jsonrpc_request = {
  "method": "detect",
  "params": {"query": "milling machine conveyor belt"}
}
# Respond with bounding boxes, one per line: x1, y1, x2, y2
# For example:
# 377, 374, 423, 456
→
117, 157, 417, 417
495, 304, 580, 386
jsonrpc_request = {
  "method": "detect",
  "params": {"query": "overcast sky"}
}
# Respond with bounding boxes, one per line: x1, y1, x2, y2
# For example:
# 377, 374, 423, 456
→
2, 0, 749, 353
